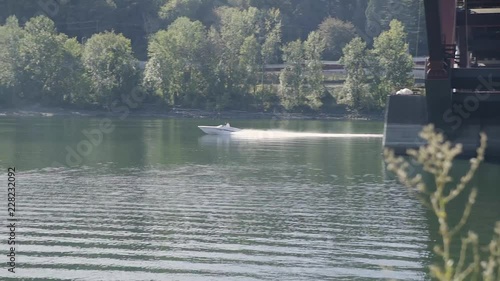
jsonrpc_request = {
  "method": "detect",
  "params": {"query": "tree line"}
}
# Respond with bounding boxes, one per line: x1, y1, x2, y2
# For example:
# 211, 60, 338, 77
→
0, 1, 427, 60
0, 1, 418, 112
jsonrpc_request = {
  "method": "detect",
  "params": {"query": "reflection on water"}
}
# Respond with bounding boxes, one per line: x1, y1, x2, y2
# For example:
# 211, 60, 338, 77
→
0, 117, 497, 280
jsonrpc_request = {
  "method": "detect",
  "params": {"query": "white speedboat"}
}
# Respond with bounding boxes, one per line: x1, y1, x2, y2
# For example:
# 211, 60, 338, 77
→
198, 123, 241, 135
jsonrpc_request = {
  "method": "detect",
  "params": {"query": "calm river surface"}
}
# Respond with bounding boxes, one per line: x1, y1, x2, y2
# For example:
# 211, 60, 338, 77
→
0, 117, 498, 281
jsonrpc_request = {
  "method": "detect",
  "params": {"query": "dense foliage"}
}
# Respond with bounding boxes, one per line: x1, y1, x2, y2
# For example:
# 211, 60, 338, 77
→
0, 0, 424, 112
82, 31, 139, 105
338, 20, 414, 111
0, 0, 427, 59
144, 17, 211, 107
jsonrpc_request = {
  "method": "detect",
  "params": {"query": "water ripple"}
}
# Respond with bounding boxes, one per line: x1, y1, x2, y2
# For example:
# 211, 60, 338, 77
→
1, 165, 430, 280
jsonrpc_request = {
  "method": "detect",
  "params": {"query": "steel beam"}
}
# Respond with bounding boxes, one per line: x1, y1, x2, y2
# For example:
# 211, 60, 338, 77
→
440, 0, 457, 47
424, 0, 453, 132
457, 26, 469, 67
465, 1, 500, 8
424, 0, 445, 63
451, 68, 500, 89
469, 40, 500, 52
457, 12, 500, 26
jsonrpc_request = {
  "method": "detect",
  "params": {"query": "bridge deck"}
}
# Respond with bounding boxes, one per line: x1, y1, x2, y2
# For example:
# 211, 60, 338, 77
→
384, 0, 500, 161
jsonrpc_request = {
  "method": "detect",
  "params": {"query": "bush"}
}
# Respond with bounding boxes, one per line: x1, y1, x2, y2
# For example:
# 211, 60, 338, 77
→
384, 125, 499, 281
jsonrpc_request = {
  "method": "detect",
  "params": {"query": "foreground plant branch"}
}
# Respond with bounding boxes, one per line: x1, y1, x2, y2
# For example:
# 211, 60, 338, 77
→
384, 124, 499, 281
483, 222, 500, 281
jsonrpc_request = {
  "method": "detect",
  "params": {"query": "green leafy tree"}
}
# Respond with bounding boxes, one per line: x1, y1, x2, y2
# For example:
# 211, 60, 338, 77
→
364, 0, 427, 55
318, 17, 357, 61
144, 17, 210, 107
303, 31, 326, 110
260, 8, 282, 66
58, 0, 165, 60
339, 20, 414, 111
19, 15, 65, 102
214, 6, 259, 98
62, 37, 92, 106
0, 15, 87, 105
339, 37, 369, 109
370, 20, 414, 108
0, 16, 24, 103
0, 1, 425, 111
82, 31, 139, 106
279, 31, 326, 111
394, 0, 427, 56
159, 0, 203, 21
208, 7, 250, 108
365, 0, 390, 40
279, 39, 305, 110
256, 8, 282, 109
239, 35, 261, 95
210, 6, 282, 109
0, 0, 426, 59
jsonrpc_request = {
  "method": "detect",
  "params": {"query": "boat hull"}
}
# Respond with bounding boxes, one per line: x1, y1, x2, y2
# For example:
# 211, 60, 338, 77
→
198, 126, 241, 135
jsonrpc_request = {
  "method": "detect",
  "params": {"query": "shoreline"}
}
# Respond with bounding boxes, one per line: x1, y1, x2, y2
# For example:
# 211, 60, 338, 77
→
0, 105, 385, 121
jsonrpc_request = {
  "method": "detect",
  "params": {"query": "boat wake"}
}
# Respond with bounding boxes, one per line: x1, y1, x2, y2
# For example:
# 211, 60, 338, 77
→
230, 129, 383, 139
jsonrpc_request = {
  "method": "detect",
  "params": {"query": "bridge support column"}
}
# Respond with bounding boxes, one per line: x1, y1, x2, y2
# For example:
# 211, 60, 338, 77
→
423, 0, 454, 134
425, 73, 453, 135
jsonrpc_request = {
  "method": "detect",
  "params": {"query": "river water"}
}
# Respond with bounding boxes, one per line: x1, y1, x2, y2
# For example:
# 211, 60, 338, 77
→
0, 117, 498, 280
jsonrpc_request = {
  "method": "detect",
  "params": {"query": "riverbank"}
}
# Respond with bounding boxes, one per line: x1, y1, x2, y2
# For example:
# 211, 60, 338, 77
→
0, 104, 384, 121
